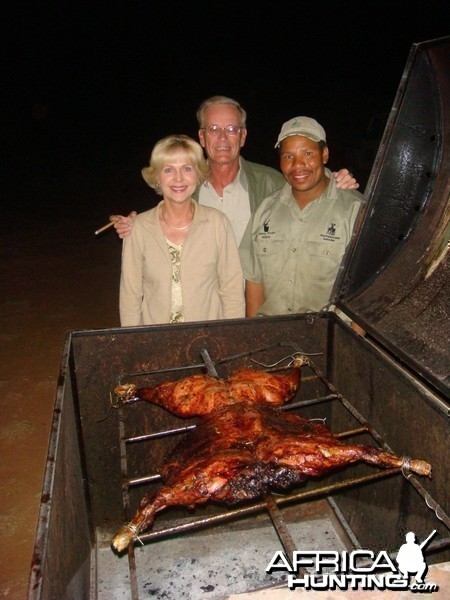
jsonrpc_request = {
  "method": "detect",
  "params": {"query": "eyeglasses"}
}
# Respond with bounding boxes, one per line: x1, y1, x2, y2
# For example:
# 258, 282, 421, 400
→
201, 124, 242, 136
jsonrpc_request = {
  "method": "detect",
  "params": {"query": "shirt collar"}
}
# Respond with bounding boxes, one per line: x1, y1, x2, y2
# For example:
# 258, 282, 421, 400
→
281, 167, 337, 208
202, 157, 248, 192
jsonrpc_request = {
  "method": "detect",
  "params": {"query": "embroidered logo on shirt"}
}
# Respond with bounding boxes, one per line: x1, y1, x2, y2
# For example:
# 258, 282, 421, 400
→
321, 221, 340, 242
256, 218, 276, 239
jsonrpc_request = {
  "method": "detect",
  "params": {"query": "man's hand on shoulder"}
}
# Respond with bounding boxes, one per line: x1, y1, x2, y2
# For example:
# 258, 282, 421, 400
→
333, 169, 359, 190
110, 211, 137, 239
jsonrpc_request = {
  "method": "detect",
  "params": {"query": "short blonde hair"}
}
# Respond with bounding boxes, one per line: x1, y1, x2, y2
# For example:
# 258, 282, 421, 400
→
142, 135, 209, 194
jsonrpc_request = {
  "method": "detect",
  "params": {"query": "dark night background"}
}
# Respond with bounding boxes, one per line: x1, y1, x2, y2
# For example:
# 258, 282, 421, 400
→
2, 0, 449, 222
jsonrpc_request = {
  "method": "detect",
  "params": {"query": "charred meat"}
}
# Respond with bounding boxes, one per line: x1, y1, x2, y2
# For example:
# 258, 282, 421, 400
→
112, 358, 431, 553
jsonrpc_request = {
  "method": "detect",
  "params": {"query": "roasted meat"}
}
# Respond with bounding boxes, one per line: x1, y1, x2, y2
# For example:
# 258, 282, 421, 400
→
115, 356, 304, 417
112, 358, 431, 553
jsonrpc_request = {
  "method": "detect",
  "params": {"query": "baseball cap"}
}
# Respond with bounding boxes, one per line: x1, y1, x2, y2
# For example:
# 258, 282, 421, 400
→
275, 116, 327, 148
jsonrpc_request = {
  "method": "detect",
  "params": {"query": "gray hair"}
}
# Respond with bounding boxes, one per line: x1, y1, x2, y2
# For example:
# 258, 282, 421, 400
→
196, 96, 247, 128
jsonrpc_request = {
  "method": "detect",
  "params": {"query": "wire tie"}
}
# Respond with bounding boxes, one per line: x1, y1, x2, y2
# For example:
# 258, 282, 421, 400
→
126, 523, 145, 547
401, 457, 412, 477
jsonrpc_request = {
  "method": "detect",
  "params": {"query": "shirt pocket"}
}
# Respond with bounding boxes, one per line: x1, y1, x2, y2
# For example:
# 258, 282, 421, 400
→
254, 238, 286, 281
303, 241, 346, 282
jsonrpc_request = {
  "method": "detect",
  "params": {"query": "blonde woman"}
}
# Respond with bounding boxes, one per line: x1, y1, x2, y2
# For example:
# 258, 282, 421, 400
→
119, 135, 244, 325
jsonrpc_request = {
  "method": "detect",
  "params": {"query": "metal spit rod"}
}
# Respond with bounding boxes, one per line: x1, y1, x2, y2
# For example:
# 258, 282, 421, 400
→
200, 348, 301, 569
136, 469, 402, 544
116, 343, 449, 598
308, 358, 450, 529
119, 346, 449, 539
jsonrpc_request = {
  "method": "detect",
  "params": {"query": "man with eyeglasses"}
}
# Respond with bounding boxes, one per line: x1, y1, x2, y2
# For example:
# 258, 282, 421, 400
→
193, 96, 285, 245
111, 96, 358, 245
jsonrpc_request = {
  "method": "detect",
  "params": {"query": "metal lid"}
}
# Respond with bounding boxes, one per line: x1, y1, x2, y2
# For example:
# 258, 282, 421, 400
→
334, 37, 450, 399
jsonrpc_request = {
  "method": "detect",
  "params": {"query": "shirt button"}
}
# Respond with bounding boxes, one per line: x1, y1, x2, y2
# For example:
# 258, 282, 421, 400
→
298, 217, 303, 222
292, 248, 297, 253
263, 248, 267, 252
325, 250, 330, 255
287, 307, 293, 312
289, 279, 293, 284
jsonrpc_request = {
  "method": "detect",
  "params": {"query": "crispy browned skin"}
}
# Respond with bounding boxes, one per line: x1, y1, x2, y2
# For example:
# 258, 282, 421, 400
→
115, 359, 303, 417
112, 362, 431, 553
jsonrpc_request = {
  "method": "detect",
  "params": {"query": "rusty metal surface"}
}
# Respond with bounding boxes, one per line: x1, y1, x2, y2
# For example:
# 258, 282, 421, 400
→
28, 313, 450, 600
29, 352, 92, 600
329, 323, 449, 556
336, 37, 450, 398
69, 315, 327, 530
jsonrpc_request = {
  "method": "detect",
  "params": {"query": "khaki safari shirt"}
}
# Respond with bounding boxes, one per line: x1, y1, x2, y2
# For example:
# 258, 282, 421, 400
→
120, 202, 244, 326
239, 170, 364, 315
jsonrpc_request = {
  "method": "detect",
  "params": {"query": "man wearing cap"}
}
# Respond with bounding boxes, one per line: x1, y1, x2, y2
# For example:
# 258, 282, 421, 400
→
110, 97, 359, 245
239, 116, 364, 317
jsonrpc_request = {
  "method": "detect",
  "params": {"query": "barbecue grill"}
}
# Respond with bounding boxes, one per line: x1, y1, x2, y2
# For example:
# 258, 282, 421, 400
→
28, 37, 449, 599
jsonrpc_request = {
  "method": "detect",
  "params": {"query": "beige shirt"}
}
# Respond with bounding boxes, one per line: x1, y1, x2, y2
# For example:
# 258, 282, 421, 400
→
120, 202, 245, 325
239, 172, 364, 315
198, 165, 251, 246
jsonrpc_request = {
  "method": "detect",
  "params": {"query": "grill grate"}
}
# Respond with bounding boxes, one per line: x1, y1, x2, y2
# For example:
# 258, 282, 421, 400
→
112, 343, 449, 599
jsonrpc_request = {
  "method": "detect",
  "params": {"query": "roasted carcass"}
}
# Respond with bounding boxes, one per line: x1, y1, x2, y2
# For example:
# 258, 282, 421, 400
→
112, 357, 431, 553
116, 358, 304, 416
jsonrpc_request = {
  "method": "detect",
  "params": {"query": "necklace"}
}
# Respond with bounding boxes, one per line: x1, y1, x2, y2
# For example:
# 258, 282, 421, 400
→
161, 206, 194, 231
163, 217, 192, 231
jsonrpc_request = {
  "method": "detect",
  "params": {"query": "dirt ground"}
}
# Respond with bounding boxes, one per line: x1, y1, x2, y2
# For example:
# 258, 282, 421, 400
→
0, 169, 145, 598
